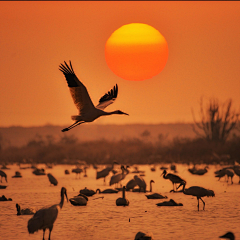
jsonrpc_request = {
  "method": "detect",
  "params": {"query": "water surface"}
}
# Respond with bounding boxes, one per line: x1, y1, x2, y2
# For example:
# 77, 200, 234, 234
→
0, 164, 239, 239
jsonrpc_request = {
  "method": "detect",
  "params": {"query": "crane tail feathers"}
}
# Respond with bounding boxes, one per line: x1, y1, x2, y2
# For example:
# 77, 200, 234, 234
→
27, 216, 42, 234
71, 115, 81, 121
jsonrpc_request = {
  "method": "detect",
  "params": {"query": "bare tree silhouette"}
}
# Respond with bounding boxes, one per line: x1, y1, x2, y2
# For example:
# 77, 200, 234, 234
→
192, 97, 239, 142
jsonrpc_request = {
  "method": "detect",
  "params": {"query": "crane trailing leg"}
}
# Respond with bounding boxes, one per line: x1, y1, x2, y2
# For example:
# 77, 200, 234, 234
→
62, 121, 84, 132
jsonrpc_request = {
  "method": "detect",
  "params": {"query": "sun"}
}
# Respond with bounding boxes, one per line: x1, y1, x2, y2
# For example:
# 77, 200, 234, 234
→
105, 23, 168, 81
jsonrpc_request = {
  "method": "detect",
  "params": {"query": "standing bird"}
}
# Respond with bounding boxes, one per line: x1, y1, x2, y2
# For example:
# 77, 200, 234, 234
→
96, 161, 118, 183
161, 170, 186, 192
71, 167, 83, 178
133, 175, 147, 192
133, 179, 155, 193
219, 232, 235, 240
109, 165, 127, 187
116, 186, 129, 206
126, 178, 138, 191
47, 173, 58, 186
215, 169, 234, 184
59, 61, 129, 132
0, 170, 7, 183
27, 187, 68, 240
232, 165, 240, 183
16, 203, 35, 215
177, 182, 215, 211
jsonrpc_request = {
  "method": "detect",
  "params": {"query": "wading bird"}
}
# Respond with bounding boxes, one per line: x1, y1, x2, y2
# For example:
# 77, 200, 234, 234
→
71, 167, 83, 178
126, 179, 138, 191
133, 175, 147, 192
109, 165, 128, 187
132, 179, 155, 193
177, 182, 215, 211
232, 165, 240, 183
161, 170, 186, 192
215, 168, 234, 184
116, 186, 129, 206
16, 203, 35, 215
219, 232, 235, 240
96, 161, 118, 183
27, 187, 68, 240
0, 170, 7, 183
59, 61, 129, 132
47, 173, 58, 186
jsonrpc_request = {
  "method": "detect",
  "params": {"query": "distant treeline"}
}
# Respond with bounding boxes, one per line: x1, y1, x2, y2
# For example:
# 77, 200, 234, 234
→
0, 134, 239, 165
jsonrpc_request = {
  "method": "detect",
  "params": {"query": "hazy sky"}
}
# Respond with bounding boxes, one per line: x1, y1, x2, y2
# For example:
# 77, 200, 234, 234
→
1, 1, 240, 127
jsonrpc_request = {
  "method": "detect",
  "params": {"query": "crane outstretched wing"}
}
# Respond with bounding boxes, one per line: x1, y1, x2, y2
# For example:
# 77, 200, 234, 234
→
95, 84, 118, 110
59, 61, 95, 114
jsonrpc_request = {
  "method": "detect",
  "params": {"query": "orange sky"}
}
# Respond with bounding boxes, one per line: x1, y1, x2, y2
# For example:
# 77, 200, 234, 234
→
1, 1, 240, 127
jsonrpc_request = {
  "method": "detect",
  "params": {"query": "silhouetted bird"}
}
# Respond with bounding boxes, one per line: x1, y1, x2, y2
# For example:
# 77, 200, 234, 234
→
27, 187, 68, 240
59, 61, 128, 132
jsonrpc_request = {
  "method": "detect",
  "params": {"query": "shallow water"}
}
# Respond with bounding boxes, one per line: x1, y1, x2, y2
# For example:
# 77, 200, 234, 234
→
0, 164, 239, 240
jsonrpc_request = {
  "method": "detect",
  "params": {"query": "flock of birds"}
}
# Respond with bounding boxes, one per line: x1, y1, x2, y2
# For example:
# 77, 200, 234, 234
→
0, 161, 238, 240
0, 61, 238, 239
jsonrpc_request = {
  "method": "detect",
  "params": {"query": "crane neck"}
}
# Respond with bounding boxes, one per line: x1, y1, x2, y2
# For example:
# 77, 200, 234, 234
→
96, 188, 101, 194
122, 188, 126, 199
59, 194, 64, 209
150, 181, 153, 192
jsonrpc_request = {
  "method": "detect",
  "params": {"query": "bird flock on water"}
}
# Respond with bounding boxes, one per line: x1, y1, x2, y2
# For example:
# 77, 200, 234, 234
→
0, 61, 238, 239
1, 161, 238, 239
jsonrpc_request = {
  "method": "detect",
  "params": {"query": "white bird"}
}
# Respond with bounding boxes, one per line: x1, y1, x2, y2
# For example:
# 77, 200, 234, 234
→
27, 187, 68, 240
16, 203, 35, 215
116, 186, 129, 206
59, 61, 129, 132
177, 182, 215, 211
